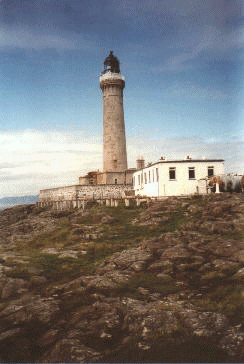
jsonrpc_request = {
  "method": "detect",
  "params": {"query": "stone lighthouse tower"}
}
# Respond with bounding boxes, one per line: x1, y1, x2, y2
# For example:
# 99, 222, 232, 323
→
100, 51, 128, 173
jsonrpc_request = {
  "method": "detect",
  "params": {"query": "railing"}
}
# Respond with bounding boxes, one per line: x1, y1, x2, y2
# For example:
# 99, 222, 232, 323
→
99, 72, 125, 81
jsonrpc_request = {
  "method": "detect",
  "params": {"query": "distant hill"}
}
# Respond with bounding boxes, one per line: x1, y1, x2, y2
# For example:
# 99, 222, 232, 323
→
0, 195, 38, 209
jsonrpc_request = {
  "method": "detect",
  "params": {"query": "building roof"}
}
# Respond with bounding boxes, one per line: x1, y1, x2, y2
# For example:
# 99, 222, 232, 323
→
135, 159, 225, 171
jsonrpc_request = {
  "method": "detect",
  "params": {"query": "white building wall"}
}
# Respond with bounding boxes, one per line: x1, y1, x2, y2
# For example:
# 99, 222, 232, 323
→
133, 160, 224, 197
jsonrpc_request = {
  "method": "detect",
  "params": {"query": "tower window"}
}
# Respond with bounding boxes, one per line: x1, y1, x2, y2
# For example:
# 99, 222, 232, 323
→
114, 178, 118, 184
208, 166, 214, 177
113, 160, 118, 169
188, 167, 195, 180
169, 167, 176, 180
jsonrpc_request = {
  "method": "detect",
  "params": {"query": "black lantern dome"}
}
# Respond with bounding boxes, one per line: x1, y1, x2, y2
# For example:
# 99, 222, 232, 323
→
103, 51, 120, 73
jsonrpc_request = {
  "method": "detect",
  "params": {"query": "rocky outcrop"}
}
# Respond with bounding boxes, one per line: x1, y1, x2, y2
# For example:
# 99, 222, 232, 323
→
0, 194, 243, 362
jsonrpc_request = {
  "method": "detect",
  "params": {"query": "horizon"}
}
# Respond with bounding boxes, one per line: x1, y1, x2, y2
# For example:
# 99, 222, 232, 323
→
0, 0, 243, 198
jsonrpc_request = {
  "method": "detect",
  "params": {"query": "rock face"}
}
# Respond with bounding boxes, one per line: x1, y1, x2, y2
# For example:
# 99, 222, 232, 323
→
0, 194, 243, 362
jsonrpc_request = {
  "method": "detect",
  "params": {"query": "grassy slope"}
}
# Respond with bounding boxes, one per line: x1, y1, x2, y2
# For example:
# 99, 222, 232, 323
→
6, 200, 189, 282
3, 195, 244, 323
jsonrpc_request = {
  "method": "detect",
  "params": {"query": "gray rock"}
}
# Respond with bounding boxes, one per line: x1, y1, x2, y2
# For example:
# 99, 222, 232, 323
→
137, 287, 150, 295
156, 273, 173, 282
0, 295, 60, 324
0, 328, 21, 341
30, 276, 47, 285
101, 247, 152, 271
212, 259, 239, 271
41, 337, 101, 363
161, 245, 190, 261
1, 278, 30, 300
233, 267, 244, 281
38, 329, 59, 347
81, 276, 117, 290
234, 249, 244, 263
147, 260, 173, 274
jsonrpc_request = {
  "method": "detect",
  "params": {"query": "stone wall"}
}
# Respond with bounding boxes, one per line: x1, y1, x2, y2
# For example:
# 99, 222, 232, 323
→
39, 184, 134, 202
39, 185, 77, 202
79, 176, 90, 185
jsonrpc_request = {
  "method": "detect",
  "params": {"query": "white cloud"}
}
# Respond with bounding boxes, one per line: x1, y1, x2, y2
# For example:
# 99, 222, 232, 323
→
0, 27, 78, 50
0, 130, 102, 197
164, 81, 230, 101
0, 26, 98, 51
0, 130, 243, 198
152, 25, 244, 72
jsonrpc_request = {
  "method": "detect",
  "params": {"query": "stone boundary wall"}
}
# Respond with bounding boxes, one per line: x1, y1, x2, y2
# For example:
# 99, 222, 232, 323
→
39, 184, 134, 202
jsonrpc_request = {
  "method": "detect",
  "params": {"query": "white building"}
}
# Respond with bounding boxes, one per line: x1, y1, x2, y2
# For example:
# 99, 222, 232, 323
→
132, 158, 225, 197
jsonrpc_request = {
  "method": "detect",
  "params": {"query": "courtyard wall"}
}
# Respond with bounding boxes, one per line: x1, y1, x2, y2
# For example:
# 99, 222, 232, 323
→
39, 184, 134, 202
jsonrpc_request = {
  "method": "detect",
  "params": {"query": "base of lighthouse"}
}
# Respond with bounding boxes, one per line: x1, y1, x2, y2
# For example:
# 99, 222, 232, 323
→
79, 169, 135, 186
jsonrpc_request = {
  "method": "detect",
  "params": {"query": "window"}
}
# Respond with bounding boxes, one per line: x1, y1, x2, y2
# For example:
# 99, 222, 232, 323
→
188, 167, 195, 180
138, 175, 140, 185
141, 173, 143, 183
152, 170, 154, 182
133, 177, 135, 186
144, 172, 147, 184
208, 166, 214, 177
169, 167, 176, 180
156, 168, 159, 182
114, 178, 118, 185
113, 160, 118, 169
148, 171, 151, 183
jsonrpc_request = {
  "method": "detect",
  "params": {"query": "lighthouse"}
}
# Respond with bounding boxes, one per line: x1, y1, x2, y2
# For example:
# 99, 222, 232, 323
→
100, 51, 128, 173
78, 51, 135, 187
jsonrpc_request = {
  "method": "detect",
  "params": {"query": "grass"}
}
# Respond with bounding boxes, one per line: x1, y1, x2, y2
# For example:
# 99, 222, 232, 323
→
222, 229, 244, 241
9, 198, 243, 289
114, 272, 180, 299
10, 202, 191, 286
5, 269, 32, 280
193, 284, 244, 324
30, 251, 98, 280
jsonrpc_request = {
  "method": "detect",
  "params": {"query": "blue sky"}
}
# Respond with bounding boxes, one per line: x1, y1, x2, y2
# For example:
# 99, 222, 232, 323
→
0, 0, 243, 197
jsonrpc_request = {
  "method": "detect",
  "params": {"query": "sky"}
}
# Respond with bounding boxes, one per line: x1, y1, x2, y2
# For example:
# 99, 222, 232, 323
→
0, 0, 243, 197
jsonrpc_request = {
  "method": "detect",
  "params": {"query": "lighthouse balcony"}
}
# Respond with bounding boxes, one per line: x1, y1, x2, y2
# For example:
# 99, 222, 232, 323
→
100, 72, 125, 82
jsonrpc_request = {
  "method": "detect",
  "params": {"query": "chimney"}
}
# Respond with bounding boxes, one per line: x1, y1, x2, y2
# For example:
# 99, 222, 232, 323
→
185, 155, 192, 160
136, 156, 145, 170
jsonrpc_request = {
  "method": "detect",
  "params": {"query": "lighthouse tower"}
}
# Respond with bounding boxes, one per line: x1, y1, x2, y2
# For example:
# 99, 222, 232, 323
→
100, 51, 128, 173
79, 52, 134, 187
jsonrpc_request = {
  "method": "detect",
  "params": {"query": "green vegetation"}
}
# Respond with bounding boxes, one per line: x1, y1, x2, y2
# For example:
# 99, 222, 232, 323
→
115, 272, 180, 299
193, 284, 244, 324
6, 195, 243, 300
9, 202, 189, 286
5, 269, 32, 280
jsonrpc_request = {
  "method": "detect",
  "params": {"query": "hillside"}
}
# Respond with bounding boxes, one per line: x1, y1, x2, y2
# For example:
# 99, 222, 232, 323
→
0, 194, 243, 362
